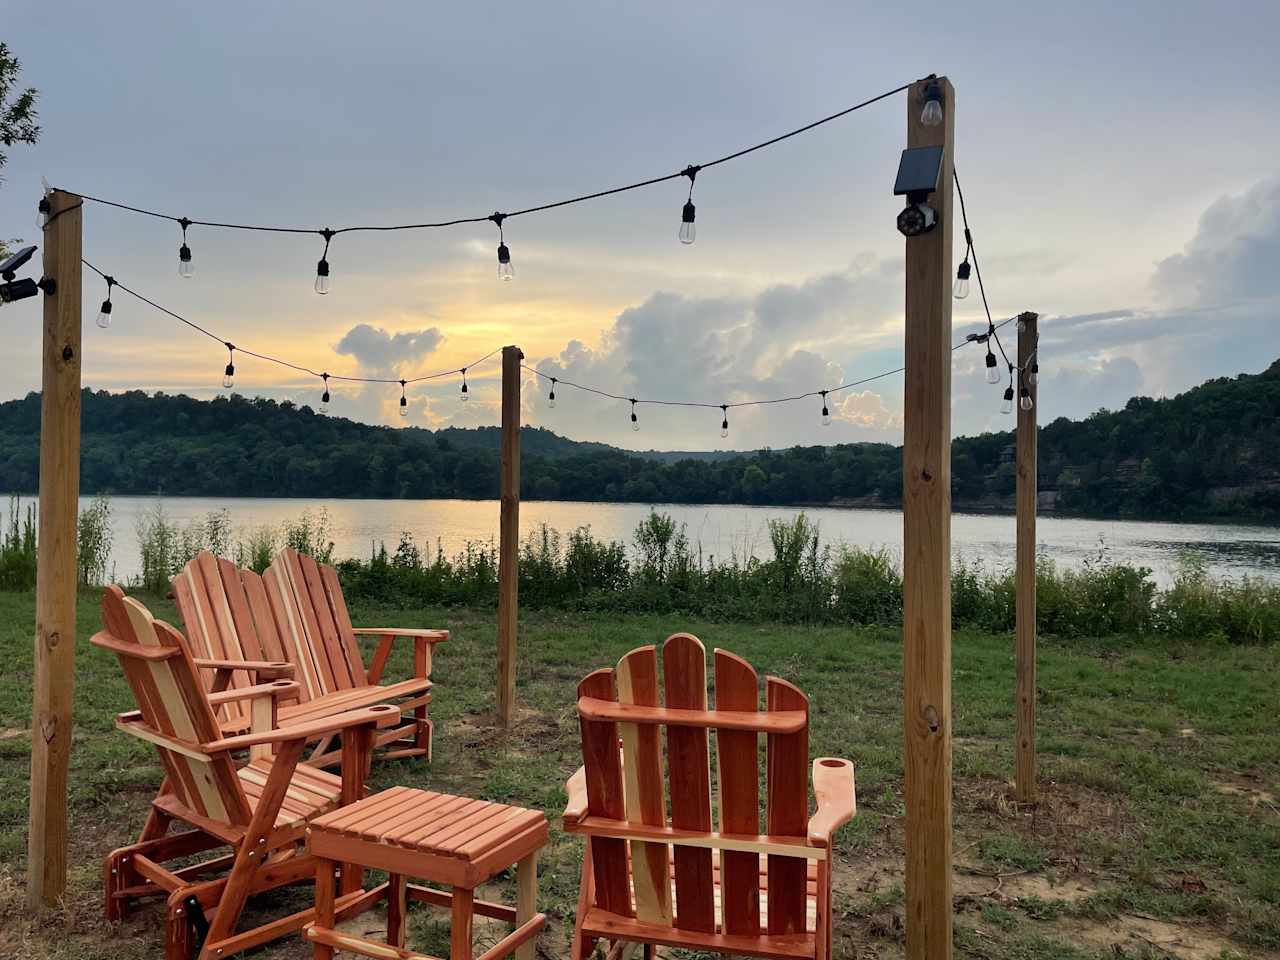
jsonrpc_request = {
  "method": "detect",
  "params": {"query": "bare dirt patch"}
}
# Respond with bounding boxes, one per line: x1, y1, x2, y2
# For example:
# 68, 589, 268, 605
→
1212, 777, 1278, 810
1059, 914, 1266, 960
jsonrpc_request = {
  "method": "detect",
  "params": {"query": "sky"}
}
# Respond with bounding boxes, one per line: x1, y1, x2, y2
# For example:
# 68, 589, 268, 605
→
2, 1, 1279, 451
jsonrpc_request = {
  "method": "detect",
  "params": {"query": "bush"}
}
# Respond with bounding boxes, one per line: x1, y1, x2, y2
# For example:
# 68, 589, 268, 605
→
0, 498, 36, 590
77, 495, 113, 586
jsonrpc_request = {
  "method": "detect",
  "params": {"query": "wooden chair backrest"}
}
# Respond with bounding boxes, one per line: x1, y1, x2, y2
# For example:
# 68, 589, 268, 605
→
173, 551, 291, 721
95, 585, 251, 826
262, 548, 367, 701
577, 633, 810, 938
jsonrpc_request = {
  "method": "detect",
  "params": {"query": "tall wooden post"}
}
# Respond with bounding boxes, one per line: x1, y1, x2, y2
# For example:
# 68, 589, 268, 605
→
28, 189, 83, 908
496, 345, 522, 727
1015, 312, 1039, 803
902, 77, 954, 960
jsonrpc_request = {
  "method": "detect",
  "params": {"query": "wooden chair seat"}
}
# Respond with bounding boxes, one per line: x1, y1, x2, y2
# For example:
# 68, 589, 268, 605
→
236, 758, 344, 828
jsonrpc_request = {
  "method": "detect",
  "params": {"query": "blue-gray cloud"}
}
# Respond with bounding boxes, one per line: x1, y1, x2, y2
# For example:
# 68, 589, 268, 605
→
335, 324, 444, 374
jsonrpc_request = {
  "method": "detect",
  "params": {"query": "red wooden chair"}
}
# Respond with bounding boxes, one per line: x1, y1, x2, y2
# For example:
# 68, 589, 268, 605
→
95, 585, 401, 960
564, 634, 856, 960
173, 549, 446, 766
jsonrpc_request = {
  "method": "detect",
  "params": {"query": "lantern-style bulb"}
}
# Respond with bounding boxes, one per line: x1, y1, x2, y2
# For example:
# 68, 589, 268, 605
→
1019, 388, 1033, 412
320, 376, 331, 414
984, 351, 1000, 384
37, 196, 50, 232
1001, 386, 1014, 415
631, 414, 640, 432
1029, 363, 1039, 386
953, 260, 970, 299
497, 242, 513, 281
720, 409, 729, 439
548, 381, 557, 408
315, 258, 330, 295
399, 395, 408, 417
679, 201, 696, 245
921, 82, 944, 127
179, 243, 194, 278
460, 376, 469, 401
96, 300, 113, 329
222, 363, 235, 389
822, 407, 831, 427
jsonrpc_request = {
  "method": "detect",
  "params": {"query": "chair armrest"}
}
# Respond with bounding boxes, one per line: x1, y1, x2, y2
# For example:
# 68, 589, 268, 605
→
351, 628, 449, 643
194, 657, 295, 680
207, 680, 300, 707
807, 757, 856, 846
563, 766, 588, 824
205, 704, 401, 753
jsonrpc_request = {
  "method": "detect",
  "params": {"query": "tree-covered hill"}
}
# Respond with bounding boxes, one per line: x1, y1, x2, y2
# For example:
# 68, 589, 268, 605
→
1, 360, 1279, 521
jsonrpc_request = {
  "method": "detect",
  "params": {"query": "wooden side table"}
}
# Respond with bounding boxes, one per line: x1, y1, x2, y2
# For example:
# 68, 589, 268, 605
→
306, 786, 549, 960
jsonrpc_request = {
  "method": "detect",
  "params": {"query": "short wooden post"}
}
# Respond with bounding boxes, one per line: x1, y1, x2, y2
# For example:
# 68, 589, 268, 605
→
902, 76, 955, 960
497, 345, 522, 727
1015, 312, 1039, 803
28, 188, 83, 909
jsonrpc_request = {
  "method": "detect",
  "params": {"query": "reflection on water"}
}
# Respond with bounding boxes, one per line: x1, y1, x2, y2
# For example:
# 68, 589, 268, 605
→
10, 495, 1280, 589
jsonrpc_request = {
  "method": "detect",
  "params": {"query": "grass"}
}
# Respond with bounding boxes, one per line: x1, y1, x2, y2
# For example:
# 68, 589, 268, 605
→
0, 590, 1277, 959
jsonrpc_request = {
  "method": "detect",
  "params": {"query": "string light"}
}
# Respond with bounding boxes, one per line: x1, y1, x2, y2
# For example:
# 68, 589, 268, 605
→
1019, 382, 1034, 412
720, 405, 729, 439
460, 368, 469, 401
320, 373, 331, 413
37, 196, 50, 232
984, 347, 1000, 384
548, 377, 557, 408
399, 379, 408, 417
820, 390, 831, 427
1001, 364, 1015, 415
953, 260, 970, 299
1029, 361, 1039, 386
178, 217, 194, 278
920, 77, 944, 127
679, 165, 699, 245
315, 229, 333, 294
96, 275, 115, 329
222, 343, 236, 389
491, 213, 513, 281
630, 399, 639, 432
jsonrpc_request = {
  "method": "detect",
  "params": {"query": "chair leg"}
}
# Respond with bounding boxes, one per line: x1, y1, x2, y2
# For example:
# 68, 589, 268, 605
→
571, 845, 597, 960
451, 886, 475, 960
104, 847, 131, 922
516, 852, 538, 960
416, 710, 433, 761
642, 945, 656, 960
387, 873, 407, 949
313, 857, 335, 960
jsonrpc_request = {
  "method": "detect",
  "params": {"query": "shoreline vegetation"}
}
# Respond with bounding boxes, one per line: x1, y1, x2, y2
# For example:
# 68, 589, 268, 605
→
3, 496, 1276, 643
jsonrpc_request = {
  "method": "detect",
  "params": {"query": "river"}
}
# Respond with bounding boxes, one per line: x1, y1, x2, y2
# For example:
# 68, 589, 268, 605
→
7, 494, 1280, 589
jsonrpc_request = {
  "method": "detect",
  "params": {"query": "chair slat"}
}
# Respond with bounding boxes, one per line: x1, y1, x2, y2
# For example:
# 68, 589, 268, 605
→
242, 569, 288, 664
578, 668, 633, 918
663, 633, 716, 933
297, 551, 353, 691
765, 677, 809, 935
320, 562, 368, 687
715, 649, 761, 936
264, 564, 322, 701
217, 556, 266, 662
281, 550, 340, 695
616, 646, 672, 925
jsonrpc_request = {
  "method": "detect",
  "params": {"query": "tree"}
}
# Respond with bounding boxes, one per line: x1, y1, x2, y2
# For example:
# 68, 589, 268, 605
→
0, 42, 40, 259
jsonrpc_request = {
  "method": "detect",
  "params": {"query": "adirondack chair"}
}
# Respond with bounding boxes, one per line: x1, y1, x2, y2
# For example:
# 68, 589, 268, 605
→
563, 634, 856, 960
95, 585, 402, 960
173, 548, 446, 767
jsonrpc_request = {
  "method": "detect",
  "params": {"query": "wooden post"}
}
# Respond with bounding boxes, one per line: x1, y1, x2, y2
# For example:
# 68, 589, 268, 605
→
1015, 312, 1039, 803
28, 188, 83, 908
497, 345, 522, 727
902, 76, 954, 960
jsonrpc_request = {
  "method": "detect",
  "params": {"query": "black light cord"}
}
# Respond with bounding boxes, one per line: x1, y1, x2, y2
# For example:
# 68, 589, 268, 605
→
81, 258, 501, 385
59, 80, 913, 239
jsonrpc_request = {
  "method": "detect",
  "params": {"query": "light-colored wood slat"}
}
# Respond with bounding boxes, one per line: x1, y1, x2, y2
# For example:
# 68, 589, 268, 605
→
320, 562, 368, 686
264, 564, 323, 702
565, 817, 825, 860
766, 677, 810, 936
715, 648, 762, 936
578, 667, 632, 918
218, 555, 267, 662
578, 698, 805, 734
281, 550, 340, 696
663, 633, 716, 933
298, 551, 353, 691
243, 570, 288, 664
615, 646, 672, 925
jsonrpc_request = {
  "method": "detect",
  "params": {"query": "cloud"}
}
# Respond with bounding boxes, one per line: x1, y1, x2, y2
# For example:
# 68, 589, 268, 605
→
335, 324, 446, 374
1153, 176, 1280, 306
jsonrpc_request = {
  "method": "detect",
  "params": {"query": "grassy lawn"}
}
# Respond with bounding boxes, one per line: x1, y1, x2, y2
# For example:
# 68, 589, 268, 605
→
0, 589, 1277, 959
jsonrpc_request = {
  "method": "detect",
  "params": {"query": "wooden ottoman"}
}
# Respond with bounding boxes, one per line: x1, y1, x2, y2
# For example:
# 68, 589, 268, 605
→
305, 787, 549, 960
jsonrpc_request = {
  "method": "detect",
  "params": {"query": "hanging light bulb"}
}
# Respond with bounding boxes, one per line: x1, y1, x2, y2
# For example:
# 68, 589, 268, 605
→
222, 343, 236, 389
678, 165, 700, 245
1019, 386, 1034, 411
548, 377, 557, 408
984, 349, 1000, 384
1017, 316, 1027, 334
399, 379, 409, 418
315, 228, 333, 294
921, 79, 944, 127
490, 212, 514, 281
178, 218, 194, 278
96, 276, 115, 329
37, 196, 50, 232
320, 374, 331, 414
1001, 385, 1015, 415
1029, 362, 1039, 386
630, 399, 640, 432
460, 368, 469, 401
719, 404, 729, 439
953, 260, 970, 299
820, 390, 831, 427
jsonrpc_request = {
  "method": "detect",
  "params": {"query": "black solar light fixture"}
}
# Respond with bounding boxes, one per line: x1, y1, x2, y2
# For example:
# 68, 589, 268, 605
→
893, 144, 944, 237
